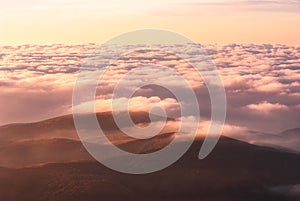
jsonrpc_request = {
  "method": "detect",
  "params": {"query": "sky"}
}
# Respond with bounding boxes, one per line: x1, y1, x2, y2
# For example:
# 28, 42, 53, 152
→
0, 1, 300, 150
0, 0, 300, 45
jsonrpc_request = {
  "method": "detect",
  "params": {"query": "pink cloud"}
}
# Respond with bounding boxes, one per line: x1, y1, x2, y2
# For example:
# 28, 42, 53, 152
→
245, 101, 288, 114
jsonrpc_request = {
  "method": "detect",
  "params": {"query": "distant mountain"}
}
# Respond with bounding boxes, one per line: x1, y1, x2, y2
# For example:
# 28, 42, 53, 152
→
0, 112, 299, 167
276, 128, 300, 152
0, 111, 175, 167
0, 111, 165, 144
279, 127, 300, 138
226, 128, 300, 153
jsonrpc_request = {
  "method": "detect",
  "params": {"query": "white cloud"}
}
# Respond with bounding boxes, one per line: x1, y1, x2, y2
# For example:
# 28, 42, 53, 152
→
1, 43, 300, 133
245, 101, 288, 114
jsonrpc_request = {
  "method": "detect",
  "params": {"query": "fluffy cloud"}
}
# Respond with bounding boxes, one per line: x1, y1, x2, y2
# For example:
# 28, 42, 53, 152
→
1, 43, 300, 135
245, 101, 289, 114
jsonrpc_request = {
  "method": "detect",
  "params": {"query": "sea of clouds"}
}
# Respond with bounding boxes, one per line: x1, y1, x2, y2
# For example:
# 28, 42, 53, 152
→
1, 43, 300, 149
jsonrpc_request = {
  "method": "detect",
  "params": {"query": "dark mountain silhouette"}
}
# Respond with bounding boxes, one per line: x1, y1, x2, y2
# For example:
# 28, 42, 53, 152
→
0, 112, 175, 167
0, 136, 299, 201
0, 113, 299, 201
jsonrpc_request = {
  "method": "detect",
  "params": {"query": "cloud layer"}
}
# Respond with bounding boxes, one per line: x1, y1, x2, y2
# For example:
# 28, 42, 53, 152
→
1, 43, 300, 135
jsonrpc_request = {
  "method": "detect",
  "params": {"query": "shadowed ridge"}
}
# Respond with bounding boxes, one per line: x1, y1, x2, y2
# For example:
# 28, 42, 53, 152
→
0, 135, 299, 201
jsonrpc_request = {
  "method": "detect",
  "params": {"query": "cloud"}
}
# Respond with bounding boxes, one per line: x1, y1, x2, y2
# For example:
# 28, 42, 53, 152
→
149, 0, 300, 17
1, 43, 300, 135
245, 101, 288, 114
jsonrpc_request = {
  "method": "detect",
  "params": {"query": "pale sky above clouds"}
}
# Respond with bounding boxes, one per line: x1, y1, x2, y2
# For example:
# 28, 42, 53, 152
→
0, 0, 299, 45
